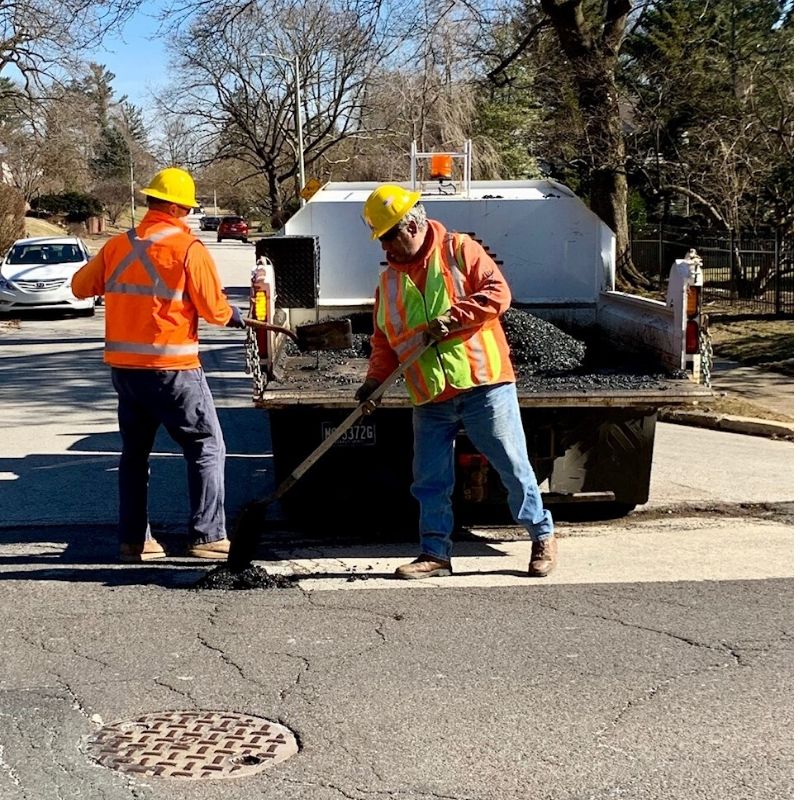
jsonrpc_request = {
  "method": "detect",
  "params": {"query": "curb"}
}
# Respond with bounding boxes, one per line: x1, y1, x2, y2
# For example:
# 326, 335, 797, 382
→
658, 409, 794, 440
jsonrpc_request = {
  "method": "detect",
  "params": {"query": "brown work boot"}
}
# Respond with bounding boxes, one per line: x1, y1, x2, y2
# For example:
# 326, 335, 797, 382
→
528, 536, 557, 577
119, 538, 166, 563
188, 538, 231, 560
395, 554, 452, 580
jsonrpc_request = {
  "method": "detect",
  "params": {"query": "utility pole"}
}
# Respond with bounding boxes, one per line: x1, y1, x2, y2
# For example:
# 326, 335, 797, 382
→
129, 155, 136, 229
294, 53, 306, 204
255, 52, 306, 205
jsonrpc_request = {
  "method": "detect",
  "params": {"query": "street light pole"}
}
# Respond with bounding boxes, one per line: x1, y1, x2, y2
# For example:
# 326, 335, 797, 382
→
293, 54, 306, 202
256, 51, 306, 205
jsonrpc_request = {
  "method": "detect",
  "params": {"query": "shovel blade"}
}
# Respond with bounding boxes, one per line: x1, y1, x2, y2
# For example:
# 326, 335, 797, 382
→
296, 318, 353, 352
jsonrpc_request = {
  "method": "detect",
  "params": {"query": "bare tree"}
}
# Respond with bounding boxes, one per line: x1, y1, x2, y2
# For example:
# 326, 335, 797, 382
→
151, 117, 207, 169
3, 83, 98, 197
0, 0, 142, 94
652, 111, 787, 296
339, 0, 512, 182
159, 0, 387, 226
93, 180, 131, 224
0, 182, 25, 250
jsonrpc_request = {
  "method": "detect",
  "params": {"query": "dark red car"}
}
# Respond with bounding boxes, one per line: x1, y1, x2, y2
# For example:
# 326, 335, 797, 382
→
217, 216, 249, 243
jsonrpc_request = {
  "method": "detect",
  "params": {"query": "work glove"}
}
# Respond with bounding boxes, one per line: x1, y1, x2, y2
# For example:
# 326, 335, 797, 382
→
226, 305, 246, 329
354, 377, 382, 416
426, 311, 455, 342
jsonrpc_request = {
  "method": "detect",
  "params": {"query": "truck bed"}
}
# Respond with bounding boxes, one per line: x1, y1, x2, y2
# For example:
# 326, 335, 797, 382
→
254, 353, 712, 410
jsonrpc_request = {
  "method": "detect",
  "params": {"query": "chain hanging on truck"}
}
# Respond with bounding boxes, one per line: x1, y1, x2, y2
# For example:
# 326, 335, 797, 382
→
699, 328, 713, 387
244, 325, 270, 398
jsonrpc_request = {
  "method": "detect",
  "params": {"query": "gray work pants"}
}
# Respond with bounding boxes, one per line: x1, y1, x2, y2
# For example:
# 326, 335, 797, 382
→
111, 367, 227, 546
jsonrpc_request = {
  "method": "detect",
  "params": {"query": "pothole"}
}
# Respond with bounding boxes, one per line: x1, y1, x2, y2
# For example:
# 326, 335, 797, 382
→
85, 710, 298, 779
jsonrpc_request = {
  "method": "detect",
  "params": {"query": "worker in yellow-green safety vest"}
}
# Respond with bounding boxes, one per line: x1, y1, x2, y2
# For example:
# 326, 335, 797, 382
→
355, 184, 556, 579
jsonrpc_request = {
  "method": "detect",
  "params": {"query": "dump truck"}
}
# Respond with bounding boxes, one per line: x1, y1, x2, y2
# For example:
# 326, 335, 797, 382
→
244, 143, 712, 533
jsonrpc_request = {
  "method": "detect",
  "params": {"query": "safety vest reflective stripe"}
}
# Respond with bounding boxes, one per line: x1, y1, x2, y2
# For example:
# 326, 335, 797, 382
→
443, 235, 495, 385
105, 341, 200, 356
105, 227, 187, 301
443, 234, 467, 298
379, 270, 429, 402
379, 271, 425, 350
380, 272, 411, 344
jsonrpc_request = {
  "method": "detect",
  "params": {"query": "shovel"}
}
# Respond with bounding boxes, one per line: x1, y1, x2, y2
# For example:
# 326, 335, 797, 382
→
227, 338, 433, 571
244, 317, 353, 352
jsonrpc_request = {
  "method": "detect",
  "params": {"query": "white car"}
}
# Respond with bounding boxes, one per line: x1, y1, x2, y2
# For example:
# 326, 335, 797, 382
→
0, 236, 96, 315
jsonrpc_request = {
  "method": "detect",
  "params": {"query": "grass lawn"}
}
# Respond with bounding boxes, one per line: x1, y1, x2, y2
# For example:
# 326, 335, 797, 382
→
24, 218, 67, 238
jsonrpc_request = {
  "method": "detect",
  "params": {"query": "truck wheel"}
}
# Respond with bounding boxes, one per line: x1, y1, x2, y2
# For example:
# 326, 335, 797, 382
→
217, 236, 222, 243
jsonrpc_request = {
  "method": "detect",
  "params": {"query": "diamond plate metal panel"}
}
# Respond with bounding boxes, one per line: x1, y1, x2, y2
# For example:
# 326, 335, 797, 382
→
255, 235, 319, 308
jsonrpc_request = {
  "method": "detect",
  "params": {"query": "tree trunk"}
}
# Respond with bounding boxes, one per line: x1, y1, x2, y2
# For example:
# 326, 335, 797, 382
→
583, 99, 650, 290
541, 0, 651, 291
268, 171, 285, 231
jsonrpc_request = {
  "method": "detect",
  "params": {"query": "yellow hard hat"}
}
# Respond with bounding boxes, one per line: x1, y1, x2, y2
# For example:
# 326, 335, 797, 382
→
363, 184, 421, 239
140, 167, 198, 209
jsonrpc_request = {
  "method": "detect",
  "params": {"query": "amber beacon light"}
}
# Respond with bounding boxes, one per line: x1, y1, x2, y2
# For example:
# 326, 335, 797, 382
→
430, 154, 453, 181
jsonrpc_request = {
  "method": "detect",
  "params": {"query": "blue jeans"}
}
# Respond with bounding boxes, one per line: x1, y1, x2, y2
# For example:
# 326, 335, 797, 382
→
412, 382, 553, 560
111, 367, 227, 546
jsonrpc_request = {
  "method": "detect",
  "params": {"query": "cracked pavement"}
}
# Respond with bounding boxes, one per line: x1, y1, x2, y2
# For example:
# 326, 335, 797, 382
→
0, 519, 792, 799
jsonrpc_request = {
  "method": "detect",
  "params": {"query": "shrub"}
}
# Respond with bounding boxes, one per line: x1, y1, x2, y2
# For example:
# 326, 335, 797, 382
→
30, 191, 104, 222
0, 183, 25, 253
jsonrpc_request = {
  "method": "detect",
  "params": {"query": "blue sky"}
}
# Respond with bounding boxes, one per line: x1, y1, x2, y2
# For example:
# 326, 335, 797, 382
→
86, 2, 168, 109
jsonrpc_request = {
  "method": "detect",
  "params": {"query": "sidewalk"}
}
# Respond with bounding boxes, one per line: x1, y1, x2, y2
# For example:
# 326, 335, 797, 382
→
661, 358, 794, 439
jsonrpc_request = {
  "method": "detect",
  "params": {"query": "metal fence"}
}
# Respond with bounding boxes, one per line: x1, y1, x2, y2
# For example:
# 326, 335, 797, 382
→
631, 227, 793, 315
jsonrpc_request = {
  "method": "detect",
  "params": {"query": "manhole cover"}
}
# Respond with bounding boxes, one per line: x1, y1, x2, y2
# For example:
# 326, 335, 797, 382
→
85, 710, 298, 779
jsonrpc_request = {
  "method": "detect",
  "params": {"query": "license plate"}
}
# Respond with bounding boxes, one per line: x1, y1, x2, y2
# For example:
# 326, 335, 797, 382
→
321, 421, 377, 447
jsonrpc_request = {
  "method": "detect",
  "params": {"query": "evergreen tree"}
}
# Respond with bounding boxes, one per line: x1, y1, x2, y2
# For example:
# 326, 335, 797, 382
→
91, 124, 131, 182
622, 0, 794, 236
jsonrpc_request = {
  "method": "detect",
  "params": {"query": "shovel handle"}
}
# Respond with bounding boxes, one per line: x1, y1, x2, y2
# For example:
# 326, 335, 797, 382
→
243, 317, 299, 343
275, 339, 433, 490
362, 339, 432, 405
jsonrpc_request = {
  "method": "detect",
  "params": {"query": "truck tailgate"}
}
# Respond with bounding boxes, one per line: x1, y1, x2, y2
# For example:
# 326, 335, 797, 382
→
254, 355, 714, 410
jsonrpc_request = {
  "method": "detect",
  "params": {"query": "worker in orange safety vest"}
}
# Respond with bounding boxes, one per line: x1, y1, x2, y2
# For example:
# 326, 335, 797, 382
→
71, 167, 246, 563
355, 184, 556, 579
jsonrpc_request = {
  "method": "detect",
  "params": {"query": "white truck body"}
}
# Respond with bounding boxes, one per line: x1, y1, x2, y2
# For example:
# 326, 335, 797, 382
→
280, 180, 701, 376
284, 180, 614, 308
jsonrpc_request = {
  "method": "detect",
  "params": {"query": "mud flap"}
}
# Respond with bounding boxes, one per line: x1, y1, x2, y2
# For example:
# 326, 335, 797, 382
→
548, 409, 657, 506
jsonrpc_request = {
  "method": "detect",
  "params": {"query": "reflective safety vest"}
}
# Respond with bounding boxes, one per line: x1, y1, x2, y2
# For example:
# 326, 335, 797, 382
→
376, 233, 505, 405
102, 223, 202, 369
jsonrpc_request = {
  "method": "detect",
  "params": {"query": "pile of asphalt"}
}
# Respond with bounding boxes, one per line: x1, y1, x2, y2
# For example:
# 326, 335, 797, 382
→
501, 308, 586, 374
276, 309, 680, 391
193, 564, 296, 590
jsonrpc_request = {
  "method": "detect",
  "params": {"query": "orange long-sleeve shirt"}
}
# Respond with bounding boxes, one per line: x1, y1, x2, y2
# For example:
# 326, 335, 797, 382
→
72, 210, 235, 369
367, 219, 515, 402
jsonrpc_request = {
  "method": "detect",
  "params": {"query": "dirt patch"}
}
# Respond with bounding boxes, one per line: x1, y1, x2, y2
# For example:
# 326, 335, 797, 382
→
707, 314, 793, 375
669, 394, 793, 423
